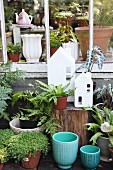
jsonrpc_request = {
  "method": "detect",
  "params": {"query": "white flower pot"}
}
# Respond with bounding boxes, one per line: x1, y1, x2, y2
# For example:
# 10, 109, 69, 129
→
21, 34, 43, 62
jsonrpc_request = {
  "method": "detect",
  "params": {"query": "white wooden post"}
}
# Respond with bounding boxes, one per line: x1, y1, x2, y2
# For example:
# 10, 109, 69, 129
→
0, 0, 7, 63
89, 0, 94, 51
44, 0, 50, 62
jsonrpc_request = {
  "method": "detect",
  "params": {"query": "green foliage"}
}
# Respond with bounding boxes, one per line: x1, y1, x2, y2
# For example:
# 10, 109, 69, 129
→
0, 62, 25, 120
84, 105, 113, 145
12, 89, 60, 136
0, 129, 15, 163
0, 148, 8, 163
8, 131, 49, 162
35, 80, 75, 105
7, 43, 22, 54
57, 25, 77, 43
0, 129, 15, 147
94, 84, 113, 109
50, 31, 61, 48
94, 0, 113, 26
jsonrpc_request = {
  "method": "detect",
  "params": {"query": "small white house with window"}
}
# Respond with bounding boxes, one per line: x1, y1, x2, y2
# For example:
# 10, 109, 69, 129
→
74, 72, 93, 107
47, 47, 75, 101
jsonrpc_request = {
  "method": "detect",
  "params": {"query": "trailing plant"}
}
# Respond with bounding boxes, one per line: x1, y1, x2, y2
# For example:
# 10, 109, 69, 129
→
8, 131, 49, 162
84, 105, 113, 145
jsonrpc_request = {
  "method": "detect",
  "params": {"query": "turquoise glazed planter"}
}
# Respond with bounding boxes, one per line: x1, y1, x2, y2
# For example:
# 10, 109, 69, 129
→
52, 132, 79, 169
80, 145, 100, 170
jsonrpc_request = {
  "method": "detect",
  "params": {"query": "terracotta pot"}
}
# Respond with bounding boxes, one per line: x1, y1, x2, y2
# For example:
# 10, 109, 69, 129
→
77, 19, 89, 27
8, 53, 20, 62
75, 26, 113, 61
54, 96, 67, 110
50, 48, 58, 57
22, 152, 41, 169
0, 163, 4, 170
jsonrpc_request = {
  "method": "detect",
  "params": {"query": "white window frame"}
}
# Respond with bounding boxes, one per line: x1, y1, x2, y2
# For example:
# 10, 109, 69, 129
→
0, 0, 113, 80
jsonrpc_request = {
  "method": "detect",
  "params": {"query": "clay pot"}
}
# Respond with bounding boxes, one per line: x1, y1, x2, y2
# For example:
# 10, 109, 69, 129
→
75, 26, 113, 61
54, 96, 67, 110
50, 48, 58, 57
0, 163, 4, 170
8, 53, 20, 62
22, 152, 41, 169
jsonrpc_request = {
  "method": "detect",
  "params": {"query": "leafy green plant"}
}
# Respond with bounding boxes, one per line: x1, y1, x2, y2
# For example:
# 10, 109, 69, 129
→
7, 43, 22, 54
50, 31, 61, 48
8, 131, 49, 162
57, 25, 77, 43
12, 89, 60, 136
84, 105, 113, 145
0, 62, 25, 120
94, 83, 113, 109
0, 129, 15, 146
0, 129, 15, 163
35, 80, 75, 105
0, 147, 8, 163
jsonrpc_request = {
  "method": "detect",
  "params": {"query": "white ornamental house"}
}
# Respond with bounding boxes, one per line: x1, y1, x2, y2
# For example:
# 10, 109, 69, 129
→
47, 47, 75, 102
74, 72, 93, 107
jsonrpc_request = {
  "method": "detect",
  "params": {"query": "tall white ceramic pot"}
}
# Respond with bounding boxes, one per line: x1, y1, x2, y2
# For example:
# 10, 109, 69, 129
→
21, 34, 43, 62
62, 42, 79, 62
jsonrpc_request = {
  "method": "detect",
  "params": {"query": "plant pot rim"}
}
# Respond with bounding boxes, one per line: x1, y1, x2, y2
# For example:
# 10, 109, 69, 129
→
75, 26, 113, 31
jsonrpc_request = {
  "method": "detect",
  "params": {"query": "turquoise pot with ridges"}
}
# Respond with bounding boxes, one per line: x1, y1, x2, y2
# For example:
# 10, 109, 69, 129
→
52, 132, 79, 169
80, 145, 100, 170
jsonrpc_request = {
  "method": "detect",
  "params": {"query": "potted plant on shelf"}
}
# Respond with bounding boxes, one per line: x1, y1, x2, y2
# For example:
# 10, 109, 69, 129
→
8, 131, 49, 169
75, 0, 113, 61
84, 105, 113, 162
7, 43, 22, 62
35, 80, 75, 110
50, 30, 61, 57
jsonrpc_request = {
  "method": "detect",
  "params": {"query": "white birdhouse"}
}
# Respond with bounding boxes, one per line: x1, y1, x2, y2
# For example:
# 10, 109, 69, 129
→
47, 47, 75, 102
74, 72, 93, 107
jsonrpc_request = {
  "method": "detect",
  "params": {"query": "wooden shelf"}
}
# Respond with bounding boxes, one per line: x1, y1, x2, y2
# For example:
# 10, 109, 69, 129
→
52, 105, 88, 147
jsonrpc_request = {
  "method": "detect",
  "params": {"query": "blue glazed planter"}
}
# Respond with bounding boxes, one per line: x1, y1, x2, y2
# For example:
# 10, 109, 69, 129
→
52, 132, 79, 169
80, 145, 100, 170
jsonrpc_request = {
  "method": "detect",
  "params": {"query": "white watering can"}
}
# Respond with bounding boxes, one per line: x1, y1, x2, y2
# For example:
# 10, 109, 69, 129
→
15, 9, 33, 26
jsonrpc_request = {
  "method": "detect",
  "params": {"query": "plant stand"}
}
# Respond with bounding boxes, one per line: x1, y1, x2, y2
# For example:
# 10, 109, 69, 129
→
52, 105, 89, 147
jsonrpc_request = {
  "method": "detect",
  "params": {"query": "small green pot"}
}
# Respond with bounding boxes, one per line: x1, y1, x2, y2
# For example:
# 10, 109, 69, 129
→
80, 145, 100, 170
52, 132, 79, 169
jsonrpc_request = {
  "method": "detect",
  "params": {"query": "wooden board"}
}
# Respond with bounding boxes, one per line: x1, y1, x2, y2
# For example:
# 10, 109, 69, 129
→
52, 106, 88, 147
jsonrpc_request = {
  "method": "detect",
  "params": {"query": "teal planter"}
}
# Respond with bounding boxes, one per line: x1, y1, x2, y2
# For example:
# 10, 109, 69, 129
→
80, 145, 100, 170
52, 132, 79, 169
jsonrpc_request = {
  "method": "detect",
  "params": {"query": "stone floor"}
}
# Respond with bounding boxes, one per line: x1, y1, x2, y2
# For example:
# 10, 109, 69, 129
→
3, 152, 113, 170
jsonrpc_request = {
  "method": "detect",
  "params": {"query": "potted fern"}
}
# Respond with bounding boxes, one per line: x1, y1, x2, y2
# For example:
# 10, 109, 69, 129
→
35, 80, 75, 110
7, 43, 22, 62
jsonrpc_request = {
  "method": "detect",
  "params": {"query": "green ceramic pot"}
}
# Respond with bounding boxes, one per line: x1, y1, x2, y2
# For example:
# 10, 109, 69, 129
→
80, 145, 100, 170
52, 132, 79, 169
